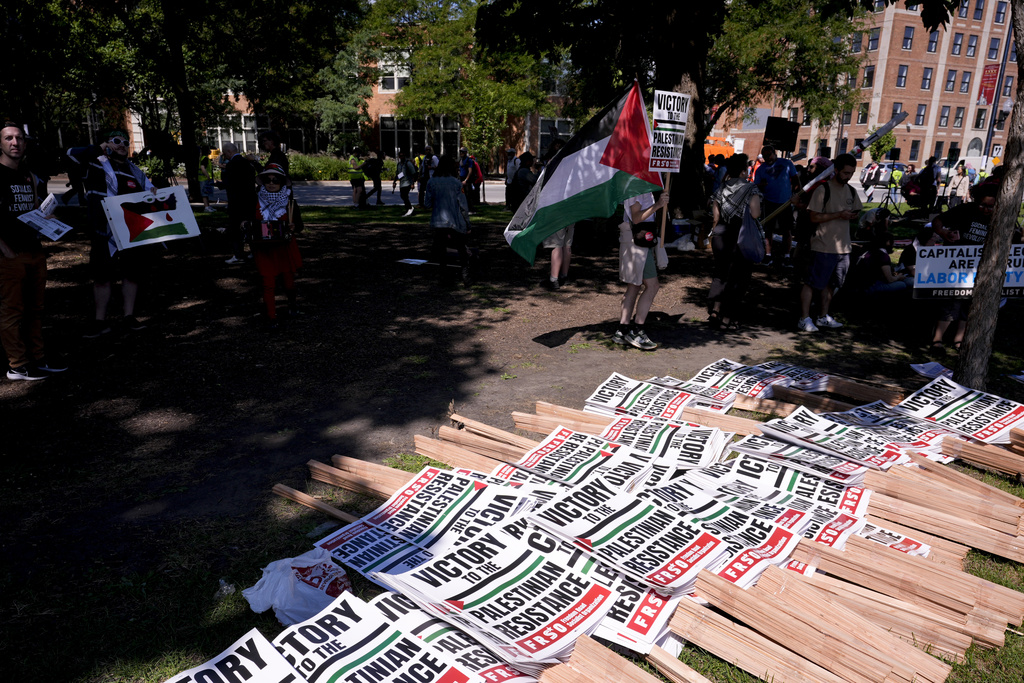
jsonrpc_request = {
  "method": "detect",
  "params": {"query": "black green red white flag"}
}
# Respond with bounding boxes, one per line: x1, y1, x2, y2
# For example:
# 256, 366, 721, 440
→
504, 81, 664, 263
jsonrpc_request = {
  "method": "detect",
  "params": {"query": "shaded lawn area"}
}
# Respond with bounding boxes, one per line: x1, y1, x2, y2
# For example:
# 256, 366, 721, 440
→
2, 202, 1024, 682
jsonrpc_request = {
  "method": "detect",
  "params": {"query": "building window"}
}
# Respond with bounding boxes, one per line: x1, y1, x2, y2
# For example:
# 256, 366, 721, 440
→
967, 35, 978, 57
961, 71, 972, 93
798, 139, 808, 157
789, 107, 799, 122
935, 141, 945, 159
838, 138, 849, 155
906, 3, 919, 9
915, 104, 927, 125
1011, 42, 1017, 62
902, 26, 915, 50
379, 116, 459, 160
851, 32, 862, 53
954, 107, 965, 128
875, 0, 885, 11
996, 1, 1007, 22
868, 28, 880, 51
974, 0, 985, 20
952, 33, 963, 56
857, 103, 869, 124
968, 137, 984, 155
946, 70, 957, 91
892, 102, 903, 118
997, 108, 1009, 129
921, 67, 933, 90
378, 65, 411, 93
939, 106, 950, 127
958, 0, 968, 17
974, 108, 987, 128
539, 117, 574, 156
909, 140, 921, 162
896, 65, 908, 88
1004, 75, 1014, 97
842, 109, 852, 125
863, 65, 875, 88
927, 31, 939, 53
989, 38, 1001, 60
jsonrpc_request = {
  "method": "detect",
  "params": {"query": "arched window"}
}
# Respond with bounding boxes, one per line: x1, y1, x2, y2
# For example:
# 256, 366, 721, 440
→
967, 137, 984, 155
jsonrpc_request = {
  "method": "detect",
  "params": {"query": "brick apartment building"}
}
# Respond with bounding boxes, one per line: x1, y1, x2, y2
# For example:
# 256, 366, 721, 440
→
713, 1, 1015, 170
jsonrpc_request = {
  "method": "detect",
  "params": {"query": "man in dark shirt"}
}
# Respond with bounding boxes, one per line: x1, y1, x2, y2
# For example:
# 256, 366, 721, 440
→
0, 122, 66, 379
218, 142, 256, 264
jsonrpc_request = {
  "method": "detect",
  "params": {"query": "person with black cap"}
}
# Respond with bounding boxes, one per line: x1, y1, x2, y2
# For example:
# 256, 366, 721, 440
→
67, 128, 155, 337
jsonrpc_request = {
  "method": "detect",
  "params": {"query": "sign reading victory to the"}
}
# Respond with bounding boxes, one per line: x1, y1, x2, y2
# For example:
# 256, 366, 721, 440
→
101, 186, 200, 250
650, 90, 690, 173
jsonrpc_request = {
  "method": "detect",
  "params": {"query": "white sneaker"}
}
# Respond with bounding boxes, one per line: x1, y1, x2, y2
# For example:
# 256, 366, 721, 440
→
225, 256, 242, 264
403, 208, 414, 217
815, 314, 843, 329
797, 317, 819, 333
203, 207, 216, 213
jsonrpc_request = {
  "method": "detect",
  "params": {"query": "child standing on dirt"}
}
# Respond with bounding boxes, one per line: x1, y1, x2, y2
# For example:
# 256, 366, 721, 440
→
247, 163, 302, 329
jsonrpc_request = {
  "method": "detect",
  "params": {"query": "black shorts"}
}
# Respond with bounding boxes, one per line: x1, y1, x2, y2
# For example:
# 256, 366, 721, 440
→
90, 233, 153, 283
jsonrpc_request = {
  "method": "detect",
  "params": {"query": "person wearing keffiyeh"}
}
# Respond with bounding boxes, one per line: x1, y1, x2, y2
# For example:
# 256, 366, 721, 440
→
249, 163, 302, 329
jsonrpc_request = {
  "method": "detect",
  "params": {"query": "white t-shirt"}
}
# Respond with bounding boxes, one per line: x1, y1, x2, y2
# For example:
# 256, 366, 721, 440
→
624, 193, 656, 224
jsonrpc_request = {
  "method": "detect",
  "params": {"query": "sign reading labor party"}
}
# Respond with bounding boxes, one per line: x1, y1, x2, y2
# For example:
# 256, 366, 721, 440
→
650, 90, 690, 173
101, 186, 200, 250
913, 243, 1024, 298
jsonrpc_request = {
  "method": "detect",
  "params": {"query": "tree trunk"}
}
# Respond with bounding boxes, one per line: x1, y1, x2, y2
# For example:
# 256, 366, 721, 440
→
160, 0, 201, 201
954, 0, 1024, 389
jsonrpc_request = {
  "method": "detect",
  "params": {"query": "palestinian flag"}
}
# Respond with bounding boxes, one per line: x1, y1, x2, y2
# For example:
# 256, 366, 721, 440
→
505, 81, 664, 263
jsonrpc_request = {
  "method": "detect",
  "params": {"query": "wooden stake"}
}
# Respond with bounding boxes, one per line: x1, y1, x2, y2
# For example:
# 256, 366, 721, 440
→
645, 645, 714, 683
449, 413, 540, 451
906, 452, 1024, 509
942, 438, 1024, 477
438, 425, 532, 462
826, 376, 905, 404
271, 484, 359, 523
309, 461, 393, 499
538, 635, 667, 683
669, 597, 848, 683
414, 434, 507, 473
769, 385, 856, 413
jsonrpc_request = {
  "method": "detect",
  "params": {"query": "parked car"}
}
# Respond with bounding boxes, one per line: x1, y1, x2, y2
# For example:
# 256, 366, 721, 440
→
864, 162, 907, 186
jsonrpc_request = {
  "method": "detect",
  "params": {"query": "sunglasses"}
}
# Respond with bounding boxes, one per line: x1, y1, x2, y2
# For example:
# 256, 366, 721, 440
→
108, 137, 128, 146
259, 175, 283, 184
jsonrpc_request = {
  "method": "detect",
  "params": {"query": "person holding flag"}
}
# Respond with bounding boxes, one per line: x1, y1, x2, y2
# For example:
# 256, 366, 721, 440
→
614, 190, 670, 349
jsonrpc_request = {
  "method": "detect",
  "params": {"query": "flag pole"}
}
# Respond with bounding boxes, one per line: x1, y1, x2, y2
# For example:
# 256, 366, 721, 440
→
659, 173, 671, 243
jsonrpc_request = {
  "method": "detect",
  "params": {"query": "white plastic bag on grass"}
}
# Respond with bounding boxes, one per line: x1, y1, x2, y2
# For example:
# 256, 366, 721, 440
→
242, 547, 352, 625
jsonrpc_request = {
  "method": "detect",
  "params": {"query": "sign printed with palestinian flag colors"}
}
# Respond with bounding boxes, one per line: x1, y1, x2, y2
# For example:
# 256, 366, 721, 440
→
650, 90, 689, 173
165, 628, 301, 683
272, 592, 475, 683
514, 426, 654, 490
895, 377, 1024, 444
585, 372, 699, 421
504, 81, 663, 263
101, 186, 200, 250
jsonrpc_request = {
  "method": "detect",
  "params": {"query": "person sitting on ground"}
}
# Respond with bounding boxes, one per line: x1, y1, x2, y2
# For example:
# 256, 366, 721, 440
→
848, 223, 908, 298
246, 163, 302, 330
856, 207, 891, 242
896, 225, 938, 279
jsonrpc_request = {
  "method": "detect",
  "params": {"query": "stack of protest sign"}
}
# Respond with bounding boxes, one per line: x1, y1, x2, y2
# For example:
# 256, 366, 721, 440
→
247, 363, 1024, 683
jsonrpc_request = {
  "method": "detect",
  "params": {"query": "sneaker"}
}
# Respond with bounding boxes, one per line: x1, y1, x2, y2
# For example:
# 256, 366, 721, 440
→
83, 320, 112, 339
7, 365, 47, 381
611, 329, 628, 345
225, 256, 242, 264
546, 278, 561, 290
203, 207, 216, 213
762, 256, 774, 267
782, 256, 794, 269
215, 227, 227, 234
36, 357, 68, 373
815, 314, 844, 329
624, 329, 658, 351
403, 208, 414, 217
558, 275, 568, 287
124, 315, 147, 331
797, 317, 819, 333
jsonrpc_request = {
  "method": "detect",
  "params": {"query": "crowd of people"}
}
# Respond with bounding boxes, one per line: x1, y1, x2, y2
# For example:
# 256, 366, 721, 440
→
3, 118, 1017, 377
